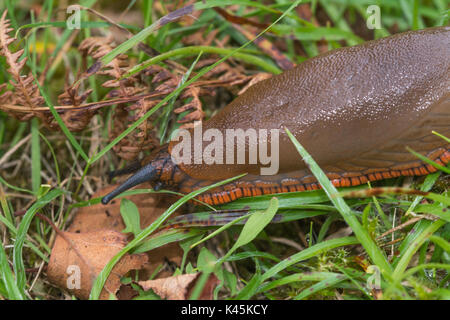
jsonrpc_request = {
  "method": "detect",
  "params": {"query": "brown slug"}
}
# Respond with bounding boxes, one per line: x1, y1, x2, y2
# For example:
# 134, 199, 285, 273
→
102, 27, 450, 206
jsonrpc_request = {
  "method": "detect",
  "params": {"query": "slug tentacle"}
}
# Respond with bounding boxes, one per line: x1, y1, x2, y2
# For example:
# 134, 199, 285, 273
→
101, 163, 159, 204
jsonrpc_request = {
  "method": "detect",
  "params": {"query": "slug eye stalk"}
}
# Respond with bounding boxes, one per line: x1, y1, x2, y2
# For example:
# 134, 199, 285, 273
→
101, 163, 158, 204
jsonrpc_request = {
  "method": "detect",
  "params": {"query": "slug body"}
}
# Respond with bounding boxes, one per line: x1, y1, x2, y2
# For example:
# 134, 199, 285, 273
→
102, 27, 450, 206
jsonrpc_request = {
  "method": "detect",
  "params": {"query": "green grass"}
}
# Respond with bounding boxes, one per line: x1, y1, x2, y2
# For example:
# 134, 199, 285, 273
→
0, 0, 448, 300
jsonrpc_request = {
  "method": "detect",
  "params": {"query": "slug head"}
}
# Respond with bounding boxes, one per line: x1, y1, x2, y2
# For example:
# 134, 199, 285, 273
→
101, 146, 178, 205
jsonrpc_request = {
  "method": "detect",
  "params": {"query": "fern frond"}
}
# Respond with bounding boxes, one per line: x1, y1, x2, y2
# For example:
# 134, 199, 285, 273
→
79, 37, 131, 91
0, 10, 44, 111
0, 83, 12, 104
110, 98, 158, 160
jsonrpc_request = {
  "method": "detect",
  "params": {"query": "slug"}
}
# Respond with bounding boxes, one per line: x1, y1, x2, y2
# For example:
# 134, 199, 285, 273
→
102, 27, 450, 206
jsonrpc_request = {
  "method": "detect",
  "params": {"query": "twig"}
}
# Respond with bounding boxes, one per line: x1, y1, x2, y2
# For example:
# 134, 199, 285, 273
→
376, 216, 422, 240
270, 237, 304, 251
0, 134, 31, 167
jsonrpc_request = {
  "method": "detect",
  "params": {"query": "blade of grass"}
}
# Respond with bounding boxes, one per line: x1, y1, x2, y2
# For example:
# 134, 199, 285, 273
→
258, 272, 342, 292
233, 272, 262, 300
99, 0, 303, 66
412, 0, 420, 30
189, 271, 211, 300
220, 186, 367, 210
317, 214, 337, 243
31, 118, 41, 194
13, 188, 64, 294
406, 147, 450, 174
0, 239, 24, 300
33, 80, 89, 162
285, 128, 393, 278
0, 190, 50, 262
405, 171, 441, 215
124, 45, 281, 78
428, 235, 450, 253
134, 229, 204, 254
392, 219, 446, 279
392, 219, 431, 268
262, 236, 359, 281
294, 273, 346, 299
16, 21, 140, 34
371, 194, 390, 229
224, 251, 280, 263
398, 263, 450, 281
341, 187, 450, 207
432, 131, 450, 143
120, 198, 142, 237
28, 13, 41, 195
189, 213, 252, 249
218, 197, 279, 263
159, 51, 203, 144
0, 186, 14, 226
39, 132, 61, 185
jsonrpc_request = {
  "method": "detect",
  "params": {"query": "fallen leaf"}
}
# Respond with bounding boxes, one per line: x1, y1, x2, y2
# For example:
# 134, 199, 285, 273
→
68, 182, 173, 233
66, 183, 183, 289
139, 273, 198, 300
47, 229, 148, 300
138, 273, 219, 300
116, 284, 139, 300
197, 273, 220, 300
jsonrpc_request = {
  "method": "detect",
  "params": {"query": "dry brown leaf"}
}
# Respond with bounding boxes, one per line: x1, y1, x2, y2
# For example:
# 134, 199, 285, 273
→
296, 3, 314, 22
68, 182, 174, 233
116, 284, 139, 300
0, 7, 267, 157
0, 10, 45, 119
78, 36, 160, 157
138, 273, 219, 300
214, 7, 269, 29
295, 3, 329, 54
79, 36, 129, 85
183, 28, 219, 46
47, 229, 148, 300
175, 87, 206, 124
139, 273, 198, 300
67, 182, 183, 284
110, 99, 158, 161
